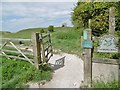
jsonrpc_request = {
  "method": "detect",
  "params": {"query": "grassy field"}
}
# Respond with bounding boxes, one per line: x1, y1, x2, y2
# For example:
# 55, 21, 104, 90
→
1, 27, 84, 56
1, 57, 52, 88
1, 27, 118, 59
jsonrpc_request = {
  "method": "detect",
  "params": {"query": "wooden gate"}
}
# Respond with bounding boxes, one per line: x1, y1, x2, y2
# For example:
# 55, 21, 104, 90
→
32, 32, 53, 69
0, 38, 34, 65
0, 32, 53, 69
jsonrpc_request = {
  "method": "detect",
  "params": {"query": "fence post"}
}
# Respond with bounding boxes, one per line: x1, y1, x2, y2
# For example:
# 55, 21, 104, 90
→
83, 19, 92, 87
32, 32, 41, 69
109, 7, 115, 36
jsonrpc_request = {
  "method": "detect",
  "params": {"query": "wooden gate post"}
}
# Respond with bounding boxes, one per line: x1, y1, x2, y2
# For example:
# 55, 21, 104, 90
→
32, 32, 41, 69
109, 7, 115, 36
84, 29, 92, 87
83, 19, 92, 87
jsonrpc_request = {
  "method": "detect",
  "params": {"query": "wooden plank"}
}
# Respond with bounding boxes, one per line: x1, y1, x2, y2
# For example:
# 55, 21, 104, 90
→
0, 44, 14, 48
44, 45, 51, 51
40, 33, 46, 63
0, 54, 33, 61
2, 49, 33, 56
92, 58, 119, 65
32, 32, 41, 69
0, 41, 8, 50
1, 51, 10, 59
45, 49, 52, 58
41, 33, 49, 39
9, 41, 34, 65
0, 38, 31, 42
0, 44, 33, 52
48, 32, 53, 56
46, 53, 53, 62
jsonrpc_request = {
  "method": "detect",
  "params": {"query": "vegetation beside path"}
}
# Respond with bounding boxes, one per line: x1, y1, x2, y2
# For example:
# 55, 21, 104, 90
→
1, 57, 52, 88
1, 27, 119, 88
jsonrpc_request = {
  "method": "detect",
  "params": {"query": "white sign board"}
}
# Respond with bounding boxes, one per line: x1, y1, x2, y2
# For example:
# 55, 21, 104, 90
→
97, 35, 118, 53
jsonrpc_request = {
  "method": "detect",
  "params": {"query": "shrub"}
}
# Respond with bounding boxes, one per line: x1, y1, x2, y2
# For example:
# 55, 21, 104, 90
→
40, 29, 44, 33
72, 2, 119, 36
48, 25, 54, 32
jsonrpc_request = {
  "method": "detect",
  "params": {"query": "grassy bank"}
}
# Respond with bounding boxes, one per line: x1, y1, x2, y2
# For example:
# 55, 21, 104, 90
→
1, 57, 52, 88
51, 28, 83, 56
1, 27, 119, 59
1, 27, 84, 56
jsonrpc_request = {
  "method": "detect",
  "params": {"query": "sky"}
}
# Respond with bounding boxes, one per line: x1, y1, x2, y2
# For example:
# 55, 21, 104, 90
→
1, 0, 77, 32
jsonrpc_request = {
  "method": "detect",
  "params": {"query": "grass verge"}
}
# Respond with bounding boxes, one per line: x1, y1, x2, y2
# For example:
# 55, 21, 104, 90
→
92, 80, 119, 88
1, 57, 52, 88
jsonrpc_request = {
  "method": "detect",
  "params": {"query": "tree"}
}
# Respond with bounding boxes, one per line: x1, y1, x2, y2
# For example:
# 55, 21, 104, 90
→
62, 23, 67, 27
72, 2, 119, 36
48, 25, 54, 32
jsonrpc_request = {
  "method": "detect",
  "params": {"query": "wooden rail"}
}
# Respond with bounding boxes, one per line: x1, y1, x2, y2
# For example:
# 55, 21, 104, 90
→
0, 54, 33, 61
1, 49, 33, 56
0, 38, 31, 42
0, 32, 53, 69
40, 32, 53, 63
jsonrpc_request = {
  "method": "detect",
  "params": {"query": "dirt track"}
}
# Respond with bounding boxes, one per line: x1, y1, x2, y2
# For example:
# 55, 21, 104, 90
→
28, 53, 118, 88
28, 53, 84, 88
40, 53, 84, 88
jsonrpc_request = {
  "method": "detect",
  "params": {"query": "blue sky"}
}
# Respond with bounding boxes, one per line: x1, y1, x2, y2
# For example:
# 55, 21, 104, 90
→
1, 0, 77, 32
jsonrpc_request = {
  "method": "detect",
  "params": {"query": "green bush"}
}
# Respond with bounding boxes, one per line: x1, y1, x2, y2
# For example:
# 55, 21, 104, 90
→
40, 29, 44, 33
72, 2, 119, 36
48, 25, 54, 32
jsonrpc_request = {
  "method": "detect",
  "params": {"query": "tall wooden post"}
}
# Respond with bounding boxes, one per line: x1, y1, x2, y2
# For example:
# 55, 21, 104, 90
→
84, 19, 92, 87
32, 32, 41, 69
109, 7, 115, 36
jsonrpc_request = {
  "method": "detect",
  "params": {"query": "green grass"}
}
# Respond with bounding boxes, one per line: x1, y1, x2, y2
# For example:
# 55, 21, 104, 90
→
2, 27, 119, 59
92, 80, 119, 88
93, 52, 119, 59
1, 27, 73, 39
51, 28, 83, 56
1, 27, 120, 88
2, 27, 84, 56
1, 57, 52, 88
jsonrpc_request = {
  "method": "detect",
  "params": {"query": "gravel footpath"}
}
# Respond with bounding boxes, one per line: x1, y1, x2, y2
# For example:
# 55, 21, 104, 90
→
40, 53, 84, 88
28, 53, 84, 88
28, 53, 118, 88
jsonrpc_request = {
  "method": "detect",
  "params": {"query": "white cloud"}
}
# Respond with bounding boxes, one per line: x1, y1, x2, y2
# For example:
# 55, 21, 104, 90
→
2, 2, 73, 18
53, 11, 70, 16
2, 2, 76, 32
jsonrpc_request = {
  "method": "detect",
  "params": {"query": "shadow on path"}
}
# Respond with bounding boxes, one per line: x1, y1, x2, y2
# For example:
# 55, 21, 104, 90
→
50, 56, 65, 70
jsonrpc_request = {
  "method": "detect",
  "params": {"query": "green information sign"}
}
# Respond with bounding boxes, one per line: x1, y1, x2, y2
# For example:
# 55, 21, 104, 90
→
82, 40, 92, 48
